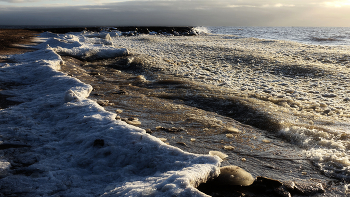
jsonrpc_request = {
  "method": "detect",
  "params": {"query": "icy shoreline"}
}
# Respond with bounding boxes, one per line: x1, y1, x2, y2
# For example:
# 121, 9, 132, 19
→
1, 29, 350, 196
0, 33, 222, 196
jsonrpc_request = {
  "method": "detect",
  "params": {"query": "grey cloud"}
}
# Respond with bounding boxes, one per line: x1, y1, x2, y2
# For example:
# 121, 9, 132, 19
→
0, 0, 349, 27
0, 0, 40, 3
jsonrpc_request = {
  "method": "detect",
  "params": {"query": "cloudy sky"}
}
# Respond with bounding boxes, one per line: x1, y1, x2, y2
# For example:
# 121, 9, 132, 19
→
0, 0, 350, 27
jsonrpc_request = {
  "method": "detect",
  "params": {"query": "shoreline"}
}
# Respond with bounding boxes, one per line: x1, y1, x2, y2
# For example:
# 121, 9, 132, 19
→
1, 28, 348, 196
0, 29, 40, 56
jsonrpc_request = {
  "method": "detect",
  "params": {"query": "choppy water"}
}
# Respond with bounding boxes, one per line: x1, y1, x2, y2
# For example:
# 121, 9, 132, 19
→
196, 26, 350, 46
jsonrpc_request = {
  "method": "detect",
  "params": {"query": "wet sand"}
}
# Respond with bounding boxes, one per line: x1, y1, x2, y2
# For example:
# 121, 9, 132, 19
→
0, 28, 347, 196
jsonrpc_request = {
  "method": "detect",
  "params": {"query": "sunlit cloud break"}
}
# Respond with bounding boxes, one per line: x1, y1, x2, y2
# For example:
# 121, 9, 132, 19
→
323, 0, 350, 7
226, 5, 256, 8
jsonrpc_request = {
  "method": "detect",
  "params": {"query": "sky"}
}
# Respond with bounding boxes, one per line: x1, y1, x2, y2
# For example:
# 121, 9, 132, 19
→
0, 0, 350, 27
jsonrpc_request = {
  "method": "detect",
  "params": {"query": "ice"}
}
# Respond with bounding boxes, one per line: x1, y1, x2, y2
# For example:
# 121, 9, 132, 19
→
0, 32, 221, 196
0, 161, 10, 176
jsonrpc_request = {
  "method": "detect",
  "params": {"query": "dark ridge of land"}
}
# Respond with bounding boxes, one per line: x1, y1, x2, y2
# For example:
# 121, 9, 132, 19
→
111, 26, 196, 35
24, 26, 196, 35
25, 27, 103, 34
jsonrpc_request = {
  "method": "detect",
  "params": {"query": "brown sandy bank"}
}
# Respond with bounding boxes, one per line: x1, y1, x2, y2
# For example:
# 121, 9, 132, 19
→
0, 29, 40, 56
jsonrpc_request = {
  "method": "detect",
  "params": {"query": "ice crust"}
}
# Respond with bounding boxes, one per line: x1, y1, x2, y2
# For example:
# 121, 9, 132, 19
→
0, 33, 221, 196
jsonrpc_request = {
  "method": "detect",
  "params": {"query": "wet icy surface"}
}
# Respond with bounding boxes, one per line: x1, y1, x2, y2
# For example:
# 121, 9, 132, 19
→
105, 33, 350, 180
2, 30, 350, 196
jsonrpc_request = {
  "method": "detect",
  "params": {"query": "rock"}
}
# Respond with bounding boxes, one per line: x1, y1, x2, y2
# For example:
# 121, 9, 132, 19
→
252, 177, 291, 197
93, 139, 104, 148
209, 151, 228, 160
0, 161, 11, 177
274, 186, 292, 197
323, 109, 331, 114
223, 145, 235, 150
176, 142, 187, 146
135, 75, 147, 82
216, 165, 255, 186
293, 182, 325, 195
226, 126, 241, 133
156, 127, 184, 132
115, 109, 123, 113
145, 129, 152, 134
226, 134, 234, 138
322, 93, 337, 98
97, 100, 109, 106
90, 72, 100, 76
263, 89, 272, 94
319, 103, 328, 107
112, 90, 126, 95
123, 117, 141, 126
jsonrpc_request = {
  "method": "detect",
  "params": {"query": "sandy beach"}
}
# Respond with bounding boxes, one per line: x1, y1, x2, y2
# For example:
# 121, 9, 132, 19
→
1, 28, 349, 196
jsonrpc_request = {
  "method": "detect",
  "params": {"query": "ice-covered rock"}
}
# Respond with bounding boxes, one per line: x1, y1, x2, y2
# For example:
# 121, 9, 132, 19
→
216, 165, 255, 186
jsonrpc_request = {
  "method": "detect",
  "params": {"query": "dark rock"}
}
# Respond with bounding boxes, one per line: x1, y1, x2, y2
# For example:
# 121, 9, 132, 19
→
0, 143, 31, 150
93, 139, 104, 148
156, 127, 185, 132
293, 182, 325, 195
274, 186, 291, 197
176, 142, 187, 146
0, 93, 23, 109
111, 26, 195, 36
256, 176, 283, 188
13, 167, 43, 176
90, 72, 100, 76
112, 90, 126, 95
145, 129, 153, 134
197, 176, 288, 197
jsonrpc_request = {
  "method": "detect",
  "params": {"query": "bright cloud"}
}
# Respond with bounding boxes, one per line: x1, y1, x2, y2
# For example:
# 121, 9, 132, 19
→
323, 0, 350, 7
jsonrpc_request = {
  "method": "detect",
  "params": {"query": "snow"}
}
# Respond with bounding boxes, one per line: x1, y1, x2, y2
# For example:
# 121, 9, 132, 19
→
0, 32, 221, 196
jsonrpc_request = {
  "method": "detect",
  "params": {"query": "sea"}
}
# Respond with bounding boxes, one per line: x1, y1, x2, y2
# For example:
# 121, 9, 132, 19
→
196, 26, 350, 46
2, 25, 350, 46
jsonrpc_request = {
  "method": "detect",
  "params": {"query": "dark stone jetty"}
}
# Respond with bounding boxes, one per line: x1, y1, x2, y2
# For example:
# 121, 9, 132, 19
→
25, 26, 198, 36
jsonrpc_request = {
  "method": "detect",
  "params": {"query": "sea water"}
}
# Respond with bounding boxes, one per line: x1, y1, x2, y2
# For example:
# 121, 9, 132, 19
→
198, 26, 350, 46
108, 29, 350, 186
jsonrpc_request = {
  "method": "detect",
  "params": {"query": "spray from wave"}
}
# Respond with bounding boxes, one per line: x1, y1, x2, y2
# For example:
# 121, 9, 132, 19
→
193, 26, 210, 35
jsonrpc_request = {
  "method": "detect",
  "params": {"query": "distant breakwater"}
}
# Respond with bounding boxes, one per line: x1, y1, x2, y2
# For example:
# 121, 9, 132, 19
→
24, 26, 198, 36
